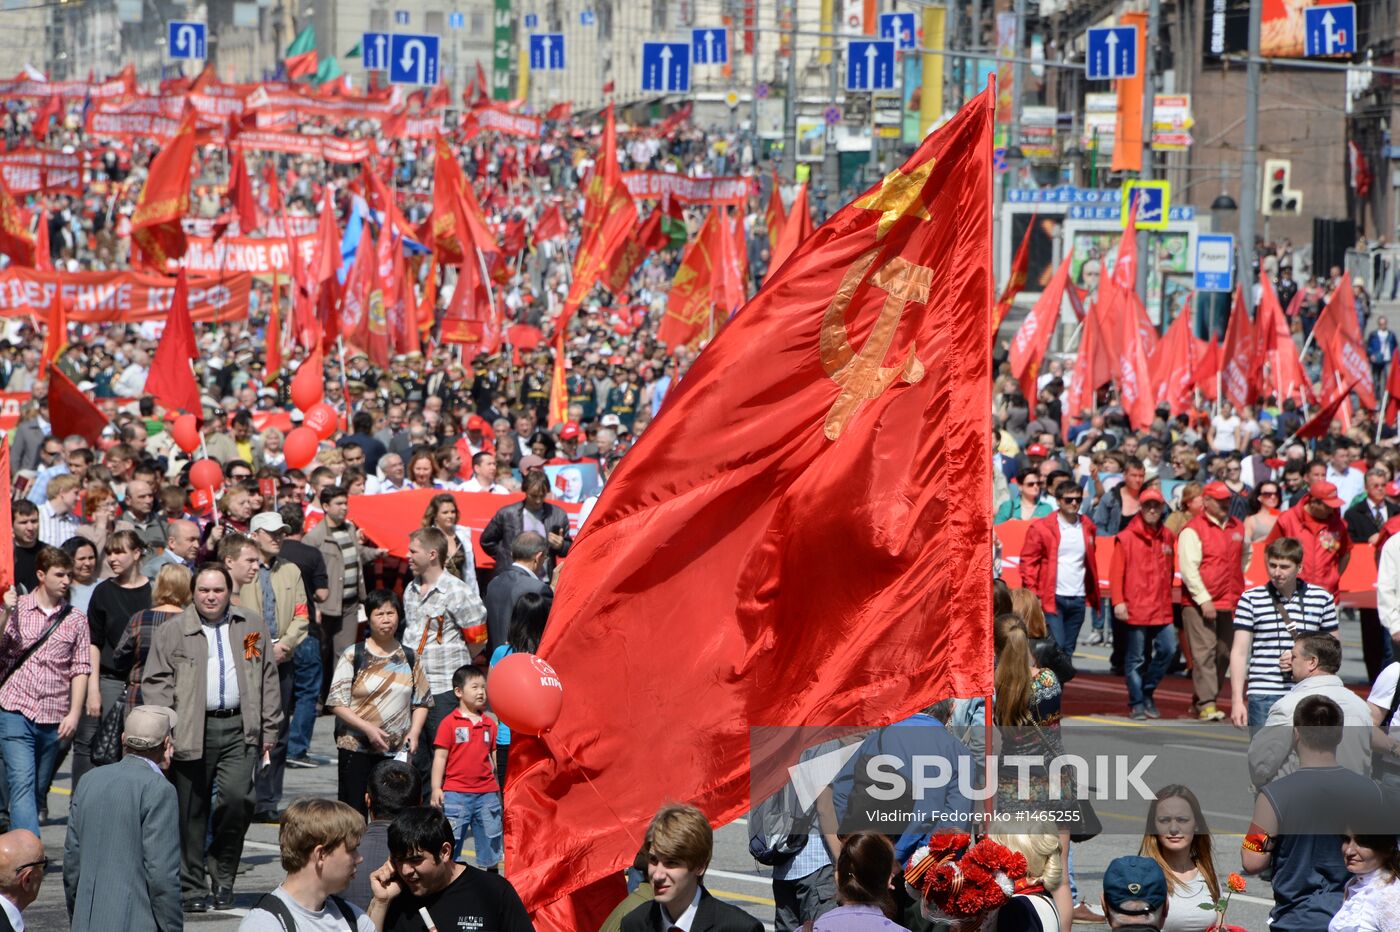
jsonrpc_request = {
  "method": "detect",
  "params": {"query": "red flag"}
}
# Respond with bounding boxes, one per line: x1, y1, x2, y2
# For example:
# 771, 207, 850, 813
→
1315, 275, 1377, 408
1385, 344, 1400, 422
1062, 313, 1099, 433
440, 256, 496, 354
131, 107, 196, 268
534, 205, 566, 242
768, 182, 811, 278
659, 208, 724, 350
262, 158, 285, 216
547, 332, 567, 427
267, 272, 284, 376
1192, 334, 1220, 403
0, 175, 35, 267
764, 170, 786, 251
1009, 254, 1069, 401
545, 101, 572, 122
557, 105, 639, 330
601, 205, 670, 295
304, 187, 340, 348
1297, 378, 1359, 440
0, 436, 11, 593
47, 364, 109, 445
142, 269, 202, 415
994, 214, 1035, 328
340, 222, 375, 353
32, 210, 51, 272
506, 85, 995, 926
1150, 301, 1195, 416
32, 94, 59, 142
475, 62, 491, 105
502, 218, 527, 255
362, 160, 416, 240
226, 149, 260, 235
1254, 270, 1314, 404
1112, 269, 1157, 429
1219, 288, 1255, 410
39, 278, 66, 371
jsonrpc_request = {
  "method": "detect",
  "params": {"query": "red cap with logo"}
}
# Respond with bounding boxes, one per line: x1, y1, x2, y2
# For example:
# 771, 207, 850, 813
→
1307, 480, 1345, 509
1026, 443, 1049, 457
1202, 482, 1233, 501
466, 414, 487, 431
1139, 487, 1165, 505
560, 422, 581, 441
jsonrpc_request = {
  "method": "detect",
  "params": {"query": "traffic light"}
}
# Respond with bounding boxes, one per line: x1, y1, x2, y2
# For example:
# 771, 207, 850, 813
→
1262, 159, 1302, 215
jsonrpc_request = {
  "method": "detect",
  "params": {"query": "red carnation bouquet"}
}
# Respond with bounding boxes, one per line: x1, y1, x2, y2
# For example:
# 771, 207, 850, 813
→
904, 832, 1031, 923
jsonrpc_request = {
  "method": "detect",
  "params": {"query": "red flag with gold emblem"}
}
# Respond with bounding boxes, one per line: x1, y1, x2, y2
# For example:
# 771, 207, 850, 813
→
506, 85, 995, 931
0, 175, 36, 268
557, 104, 639, 330
658, 208, 724, 350
39, 280, 66, 371
131, 107, 196, 268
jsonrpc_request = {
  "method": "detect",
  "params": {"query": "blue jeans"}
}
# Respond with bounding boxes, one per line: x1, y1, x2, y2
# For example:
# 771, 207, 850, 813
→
1248, 693, 1281, 737
288, 635, 323, 759
443, 790, 503, 868
0, 710, 60, 835
1045, 596, 1088, 656
1123, 624, 1178, 708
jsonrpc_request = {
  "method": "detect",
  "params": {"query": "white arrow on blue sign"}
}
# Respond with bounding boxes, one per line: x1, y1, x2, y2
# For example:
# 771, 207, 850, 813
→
528, 33, 566, 71
1304, 3, 1355, 56
1085, 25, 1137, 80
1195, 233, 1235, 293
878, 12, 917, 50
362, 32, 390, 70
394, 10, 410, 25
691, 27, 728, 64
524, 13, 538, 29
167, 21, 206, 60
388, 33, 440, 85
845, 40, 895, 91
449, 11, 465, 29
641, 42, 691, 93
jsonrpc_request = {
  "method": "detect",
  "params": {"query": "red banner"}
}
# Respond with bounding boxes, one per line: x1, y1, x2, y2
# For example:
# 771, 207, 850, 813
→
0, 150, 82, 195
463, 108, 542, 140
88, 110, 183, 143
0, 74, 134, 100
178, 235, 318, 276
0, 268, 251, 323
621, 171, 752, 205
384, 112, 446, 139
182, 215, 319, 238
0, 391, 30, 431
230, 131, 375, 164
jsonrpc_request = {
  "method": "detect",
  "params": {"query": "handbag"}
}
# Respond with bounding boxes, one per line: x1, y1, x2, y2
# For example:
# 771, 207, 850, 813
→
1028, 717, 1101, 842
89, 698, 125, 766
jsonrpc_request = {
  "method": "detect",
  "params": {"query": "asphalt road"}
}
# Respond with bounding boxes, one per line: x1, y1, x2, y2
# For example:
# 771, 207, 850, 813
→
29, 609, 1381, 930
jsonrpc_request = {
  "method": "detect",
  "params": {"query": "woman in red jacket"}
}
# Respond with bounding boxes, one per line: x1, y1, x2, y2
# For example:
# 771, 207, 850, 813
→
1109, 486, 1177, 720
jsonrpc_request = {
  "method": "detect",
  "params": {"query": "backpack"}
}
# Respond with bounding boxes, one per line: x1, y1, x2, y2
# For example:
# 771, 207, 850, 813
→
747, 779, 815, 866
254, 892, 356, 931
332, 643, 418, 743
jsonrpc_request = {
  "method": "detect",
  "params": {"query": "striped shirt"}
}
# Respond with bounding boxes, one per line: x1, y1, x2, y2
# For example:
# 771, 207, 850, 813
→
329, 524, 359, 602
37, 502, 81, 548
403, 571, 488, 695
0, 593, 91, 723
1233, 580, 1338, 697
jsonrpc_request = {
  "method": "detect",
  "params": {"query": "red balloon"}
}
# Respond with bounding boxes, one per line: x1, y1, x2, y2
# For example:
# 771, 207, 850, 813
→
283, 426, 320, 470
189, 458, 223, 491
290, 351, 325, 412
304, 402, 338, 440
488, 653, 563, 737
171, 413, 200, 454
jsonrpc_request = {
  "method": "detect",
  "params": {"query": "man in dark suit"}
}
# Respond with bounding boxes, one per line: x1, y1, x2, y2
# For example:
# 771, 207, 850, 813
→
480, 471, 572, 579
0, 828, 45, 931
63, 706, 182, 932
484, 532, 553, 653
621, 804, 762, 932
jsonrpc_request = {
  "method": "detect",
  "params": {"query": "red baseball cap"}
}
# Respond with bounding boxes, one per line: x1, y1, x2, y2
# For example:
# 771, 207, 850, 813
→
1202, 482, 1233, 501
1387, 481, 1400, 498
1308, 480, 1345, 508
560, 422, 581, 441
1139, 487, 1165, 505
1026, 443, 1049, 457
466, 414, 487, 431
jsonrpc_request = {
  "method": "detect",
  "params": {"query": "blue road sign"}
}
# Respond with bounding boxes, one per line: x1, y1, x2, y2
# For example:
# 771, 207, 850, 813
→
1086, 25, 1137, 80
1304, 3, 1355, 56
524, 13, 538, 28
1120, 180, 1171, 230
580, 9, 595, 25
691, 27, 728, 65
388, 33, 440, 85
362, 32, 390, 70
878, 12, 917, 50
167, 21, 206, 60
449, 11, 464, 29
641, 42, 690, 92
394, 10, 410, 25
1195, 233, 1235, 293
845, 40, 895, 91
528, 33, 565, 71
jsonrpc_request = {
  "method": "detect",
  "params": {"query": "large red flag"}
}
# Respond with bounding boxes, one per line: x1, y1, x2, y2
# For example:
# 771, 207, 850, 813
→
547, 331, 567, 427
1151, 301, 1195, 416
0, 437, 11, 593
39, 278, 66, 370
1385, 346, 1400, 423
534, 205, 567, 242
601, 204, 669, 295
0, 175, 35, 268
131, 107, 196, 268
994, 214, 1035, 328
506, 85, 995, 929
1062, 311, 1100, 434
1219, 288, 1255, 410
1193, 334, 1220, 403
659, 208, 724, 350
768, 182, 812, 278
1008, 254, 1069, 401
142, 269, 202, 415
47, 364, 109, 445
764, 170, 786, 251
340, 223, 375, 353
1254, 270, 1314, 405
1297, 378, 1359, 440
1112, 274, 1157, 429
33, 210, 51, 272
1315, 275, 1377, 408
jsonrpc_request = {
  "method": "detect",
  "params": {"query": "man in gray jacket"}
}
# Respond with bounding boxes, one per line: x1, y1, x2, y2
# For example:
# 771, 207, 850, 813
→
143, 563, 283, 914
64, 705, 183, 931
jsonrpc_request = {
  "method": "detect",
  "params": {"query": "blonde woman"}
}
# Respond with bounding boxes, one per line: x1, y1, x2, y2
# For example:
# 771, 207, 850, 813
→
988, 832, 1064, 931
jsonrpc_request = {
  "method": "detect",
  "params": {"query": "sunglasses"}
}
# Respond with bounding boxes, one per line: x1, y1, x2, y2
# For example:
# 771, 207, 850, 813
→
1259, 490, 1280, 498
1059, 496, 1083, 504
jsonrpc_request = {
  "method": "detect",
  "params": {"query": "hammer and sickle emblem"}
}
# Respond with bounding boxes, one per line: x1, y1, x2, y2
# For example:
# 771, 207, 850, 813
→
819, 250, 933, 441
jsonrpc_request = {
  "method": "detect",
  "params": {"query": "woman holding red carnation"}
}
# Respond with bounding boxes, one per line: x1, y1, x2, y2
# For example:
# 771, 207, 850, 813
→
1139, 785, 1222, 930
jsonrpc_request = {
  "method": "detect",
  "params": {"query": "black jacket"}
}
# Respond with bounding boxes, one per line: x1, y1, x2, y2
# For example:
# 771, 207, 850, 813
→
479, 501, 572, 576
1344, 497, 1400, 544
620, 888, 763, 932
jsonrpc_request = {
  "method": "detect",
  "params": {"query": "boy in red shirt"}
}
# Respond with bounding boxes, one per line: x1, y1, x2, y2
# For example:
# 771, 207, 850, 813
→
431, 665, 502, 870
